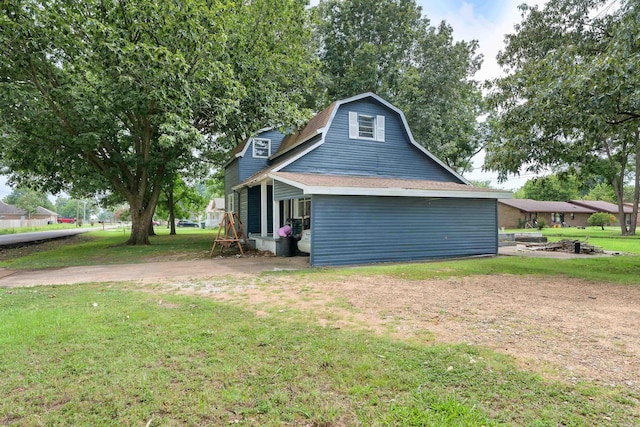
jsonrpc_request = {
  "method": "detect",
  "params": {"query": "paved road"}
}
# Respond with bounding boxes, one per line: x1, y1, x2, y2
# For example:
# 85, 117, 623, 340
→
0, 228, 95, 246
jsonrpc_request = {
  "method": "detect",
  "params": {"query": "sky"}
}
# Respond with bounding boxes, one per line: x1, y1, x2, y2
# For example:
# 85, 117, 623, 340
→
0, 0, 544, 201
415, 0, 546, 190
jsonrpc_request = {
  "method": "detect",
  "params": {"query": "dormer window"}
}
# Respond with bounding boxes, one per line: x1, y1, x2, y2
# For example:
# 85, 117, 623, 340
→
348, 112, 385, 142
253, 138, 271, 158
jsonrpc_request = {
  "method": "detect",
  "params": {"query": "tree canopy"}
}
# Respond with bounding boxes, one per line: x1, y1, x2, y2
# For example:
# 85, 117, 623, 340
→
3, 188, 54, 215
314, 0, 484, 172
513, 174, 580, 201
0, 0, 316, 244
485, 0, 640, 235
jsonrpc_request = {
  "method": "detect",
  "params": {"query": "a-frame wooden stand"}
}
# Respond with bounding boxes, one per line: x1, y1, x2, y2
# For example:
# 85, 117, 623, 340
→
210, 211, 249, 257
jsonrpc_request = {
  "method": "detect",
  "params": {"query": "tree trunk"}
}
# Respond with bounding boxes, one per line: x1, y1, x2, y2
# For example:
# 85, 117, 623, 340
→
630, 129, 640, 235
168, 189, 176, 235
126, 184, 162, 245
612, 171, 629, 236
128, 200, 152, 245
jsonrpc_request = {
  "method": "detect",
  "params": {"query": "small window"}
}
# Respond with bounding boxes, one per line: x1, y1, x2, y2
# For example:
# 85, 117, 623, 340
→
252, 138, 271, 158
227, 193, 235, 213
349, 112, 385, 141
358, 115, 375, 138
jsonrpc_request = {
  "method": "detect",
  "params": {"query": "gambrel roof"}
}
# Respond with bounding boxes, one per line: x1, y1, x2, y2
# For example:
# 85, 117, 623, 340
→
230, 92, 469, 184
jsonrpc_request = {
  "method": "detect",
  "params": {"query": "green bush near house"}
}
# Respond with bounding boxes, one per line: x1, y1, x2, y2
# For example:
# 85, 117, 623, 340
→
588, 212, 617, 230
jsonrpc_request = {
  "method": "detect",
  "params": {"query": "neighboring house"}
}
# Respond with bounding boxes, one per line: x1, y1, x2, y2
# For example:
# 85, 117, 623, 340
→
570, 200, 637, 226
498, 199, 595, 229
0, 201, 26, 220
35, 206, 59, 223
205, 198, 225, 228
224, 93, 511, 266
0, 201, 59, 226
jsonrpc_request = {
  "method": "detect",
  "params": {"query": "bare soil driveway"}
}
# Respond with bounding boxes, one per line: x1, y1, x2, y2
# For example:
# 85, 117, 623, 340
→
1, 253, 639, 396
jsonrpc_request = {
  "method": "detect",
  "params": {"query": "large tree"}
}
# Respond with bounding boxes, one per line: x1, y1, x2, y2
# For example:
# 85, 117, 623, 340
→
314, 0, 484, 172
513, 174, 580, 201
0, 0, 316, 244
485, 0, 640, 235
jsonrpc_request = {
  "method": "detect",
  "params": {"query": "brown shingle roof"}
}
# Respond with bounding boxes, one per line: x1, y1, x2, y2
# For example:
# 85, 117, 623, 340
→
272, 172, 510, 195
272, 102, 337, 158
500, 199, 595, 213
0, 201, 26, 215
570, 200, 634, 214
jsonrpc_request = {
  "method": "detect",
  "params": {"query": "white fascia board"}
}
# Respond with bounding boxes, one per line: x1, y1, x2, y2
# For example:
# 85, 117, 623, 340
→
269, 127, 327, 160
237, 127, 274, 159
232, 139, 326, 192
302, 186, 512, 199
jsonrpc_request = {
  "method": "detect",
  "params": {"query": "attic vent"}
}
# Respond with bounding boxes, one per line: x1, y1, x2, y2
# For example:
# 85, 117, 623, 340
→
349, 112, 385, 142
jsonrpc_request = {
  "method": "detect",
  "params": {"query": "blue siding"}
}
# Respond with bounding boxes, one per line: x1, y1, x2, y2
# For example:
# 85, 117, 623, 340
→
238, 130, 287, 181
310, 196, 497, 266
274, 181, 304, 200
224, 159, 240, 200
283, 99, 461, 183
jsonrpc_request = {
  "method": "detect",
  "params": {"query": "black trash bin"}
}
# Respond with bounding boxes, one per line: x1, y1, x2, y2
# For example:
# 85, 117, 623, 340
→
277, 235, 296, 257
574, 242, 581, 254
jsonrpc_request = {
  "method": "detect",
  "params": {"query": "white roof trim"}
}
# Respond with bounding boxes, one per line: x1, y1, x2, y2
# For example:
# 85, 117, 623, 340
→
231, 139, 326, 191
269, 174, 512, 199
224, 127, 274, 167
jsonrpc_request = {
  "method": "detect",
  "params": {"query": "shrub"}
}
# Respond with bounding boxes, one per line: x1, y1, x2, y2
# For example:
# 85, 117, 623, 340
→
537, 219, 546, 230
588, 212, 616, 230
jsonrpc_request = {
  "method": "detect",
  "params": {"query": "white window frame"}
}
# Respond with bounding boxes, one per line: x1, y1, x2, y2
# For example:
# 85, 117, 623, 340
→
294, 197, 311, 218
227, 192, 235, 213
349, 111, 385, 142
252, 138, 271, 158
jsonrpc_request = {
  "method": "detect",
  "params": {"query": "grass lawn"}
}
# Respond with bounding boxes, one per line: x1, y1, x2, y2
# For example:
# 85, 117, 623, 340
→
0, 223, 102, 235
1, 284, 637, 426
0, 228, 215, 269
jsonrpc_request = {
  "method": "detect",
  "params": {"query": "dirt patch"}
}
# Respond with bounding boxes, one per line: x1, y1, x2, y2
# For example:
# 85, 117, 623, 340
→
167, 273, 640, 392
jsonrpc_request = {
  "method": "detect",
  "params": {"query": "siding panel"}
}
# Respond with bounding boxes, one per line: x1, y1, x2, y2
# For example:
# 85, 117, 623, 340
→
274, 181, 304, 200
284, 100, 461, 183
224, 160, 240, 197
310, 196, 497, 266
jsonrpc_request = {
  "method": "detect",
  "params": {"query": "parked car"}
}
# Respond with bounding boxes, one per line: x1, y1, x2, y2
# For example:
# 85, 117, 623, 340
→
152, 220, 160, 226
177, 220, 199, 228
57, 217, 76, 224
297, 229, 311, 253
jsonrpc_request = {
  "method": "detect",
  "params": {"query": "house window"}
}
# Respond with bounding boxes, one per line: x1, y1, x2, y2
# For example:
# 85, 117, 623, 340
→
349, 111, 385, 142
295, 197, 311, 218
227, 193, 235, 213
252, 138, 271, 158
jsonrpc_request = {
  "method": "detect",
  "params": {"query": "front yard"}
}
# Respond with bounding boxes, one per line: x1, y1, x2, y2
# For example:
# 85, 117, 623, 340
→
1, 229, 639, 425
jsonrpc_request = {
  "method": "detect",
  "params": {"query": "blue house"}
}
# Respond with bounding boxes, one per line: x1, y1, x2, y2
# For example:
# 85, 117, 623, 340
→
224, 93, 511, 266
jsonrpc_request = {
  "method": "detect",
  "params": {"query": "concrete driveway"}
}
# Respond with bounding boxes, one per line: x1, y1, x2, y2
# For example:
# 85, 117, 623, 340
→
0, 245, 616, 288
0, 256, 310, 288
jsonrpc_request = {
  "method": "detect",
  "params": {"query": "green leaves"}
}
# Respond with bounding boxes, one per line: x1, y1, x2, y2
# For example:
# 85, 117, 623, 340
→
486, 0, 640, 234
315, 0, 484, 173
0, 0, 317, 243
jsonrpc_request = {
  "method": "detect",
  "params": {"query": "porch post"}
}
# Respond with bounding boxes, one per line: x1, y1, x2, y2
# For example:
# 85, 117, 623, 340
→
260, 181, 268, 237
272, 179, 280, 240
